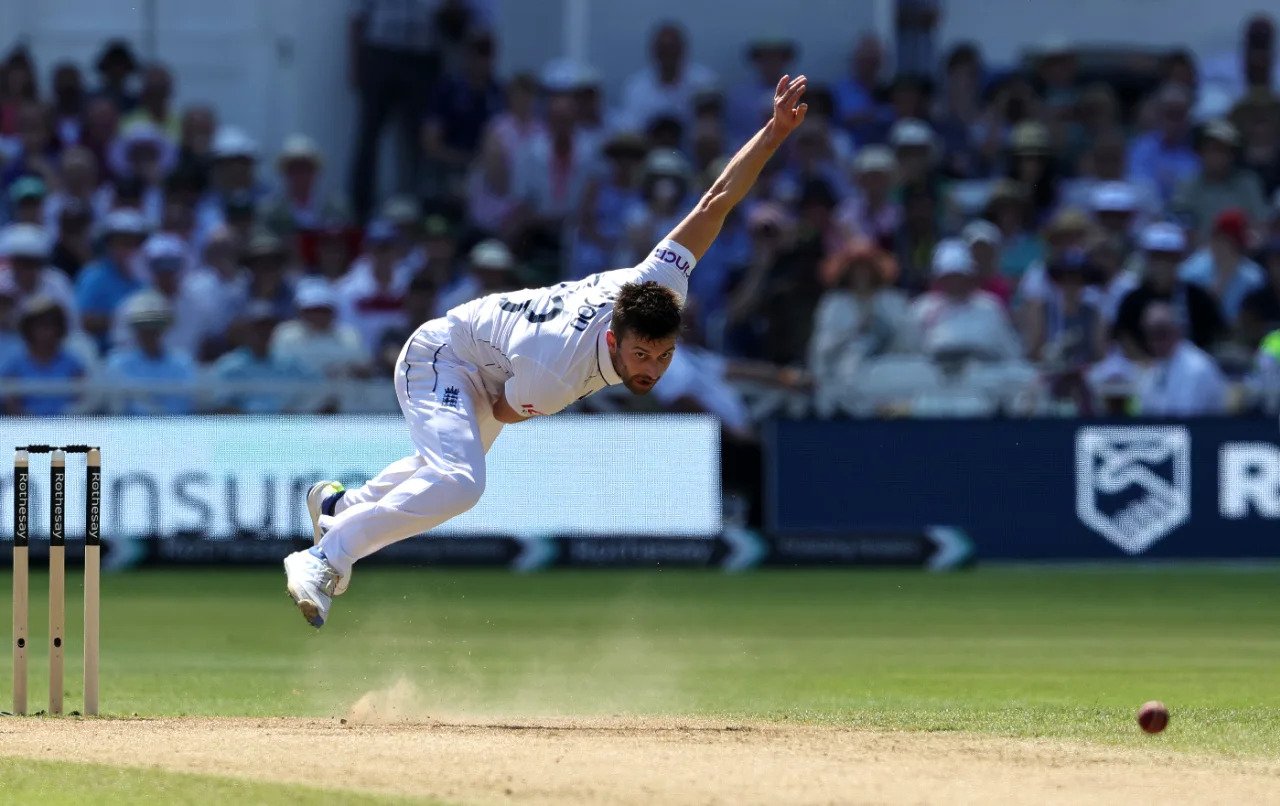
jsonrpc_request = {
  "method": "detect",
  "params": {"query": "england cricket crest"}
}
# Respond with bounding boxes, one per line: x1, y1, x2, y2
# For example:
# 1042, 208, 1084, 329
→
1075, 426, 1191, 554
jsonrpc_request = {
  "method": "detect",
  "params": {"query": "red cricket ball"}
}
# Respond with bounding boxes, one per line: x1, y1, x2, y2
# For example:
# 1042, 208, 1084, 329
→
1137, 700, 1169, 734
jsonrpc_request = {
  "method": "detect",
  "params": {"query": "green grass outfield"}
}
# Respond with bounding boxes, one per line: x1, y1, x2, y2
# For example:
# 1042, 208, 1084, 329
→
1, 566, 1278, 800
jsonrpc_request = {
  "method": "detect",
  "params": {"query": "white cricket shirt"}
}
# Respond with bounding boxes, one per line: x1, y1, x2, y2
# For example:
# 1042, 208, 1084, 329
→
446, 238, 694, 417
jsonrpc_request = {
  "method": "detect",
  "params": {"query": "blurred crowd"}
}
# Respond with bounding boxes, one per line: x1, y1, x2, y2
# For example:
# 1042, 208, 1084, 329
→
7, 0, 1280, 419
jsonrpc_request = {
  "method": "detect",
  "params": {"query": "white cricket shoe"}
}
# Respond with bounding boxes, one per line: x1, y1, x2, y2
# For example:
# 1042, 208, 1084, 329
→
284, 547, 341, 628
306, 480, 344, 543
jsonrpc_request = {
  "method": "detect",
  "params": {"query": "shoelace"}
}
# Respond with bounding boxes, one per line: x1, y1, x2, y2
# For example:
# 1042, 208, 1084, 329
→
318, 565, 341, 596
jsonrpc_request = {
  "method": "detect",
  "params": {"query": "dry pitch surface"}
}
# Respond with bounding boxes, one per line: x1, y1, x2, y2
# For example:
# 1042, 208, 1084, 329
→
2, 715, 1278, 804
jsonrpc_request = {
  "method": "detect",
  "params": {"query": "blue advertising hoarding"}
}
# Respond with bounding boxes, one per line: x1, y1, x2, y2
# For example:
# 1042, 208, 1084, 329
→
768, 418, 1280, 560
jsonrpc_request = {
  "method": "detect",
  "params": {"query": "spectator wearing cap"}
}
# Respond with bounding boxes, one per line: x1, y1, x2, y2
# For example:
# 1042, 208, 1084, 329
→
209, 301, 317, 414
727, 39, 796, 142
106, 120, 175, 225
983, 179, 1040, 278
1172, 119, 1267, 237
75, 208, 149, 347
103, 290, 197, 415
834, 147, 899, 250
1133, 302, 1228, 416
963, 220, 1013, 306
617, 21, 716, 132
0, 223, 78, 323
271, 278, 371, 379
436, 238, 517, 315
421, 29, 504, 199
1128, 84, 1200, 204
49, 62, 86, 149
110, 233, 208, 357
1114, 222, 1226, 357
1005, 121, 1061, 224
624, 149, 696, 264
898, 239, 1022, 362
809, 239, 908, 390
122, 64, 178, 137
183, 226, 250, 359
893, 182, 942, 293
335, 220, 414, 351
888, 118, 939, 190
1179, 207, 1266, 323
8, 176, 46, 226
1088, 181, 1142, 261
194, 127, 263, 245
834, 34, 888, 142
242, 232, 296, 322
1239, 237, 1280, 346
92, 40, 139, 113
723, 203, 797, 360
0, 296, 87, 416
569, 132, 647, 279
260, 134, 351, 243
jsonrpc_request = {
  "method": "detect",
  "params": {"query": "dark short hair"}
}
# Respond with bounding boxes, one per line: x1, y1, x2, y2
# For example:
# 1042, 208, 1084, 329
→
612, 281, 682, 341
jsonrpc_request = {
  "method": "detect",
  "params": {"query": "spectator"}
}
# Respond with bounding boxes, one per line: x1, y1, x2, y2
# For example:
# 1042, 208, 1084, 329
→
174, 104, 217, 188
75, 208, 149, 348
1006, 121, 1060, 224
624, 149, 695, 264
834, 34, 887, 142
80, 97, 119, 180
570, 131, 647, 279
184, 226, 249, 359
545, 61, 607, 158
727, 39, 796, 141
723, 203, 796, 360
465, 123, 523, 241
485, 72, 545, 172
1128, 84, 1200, 204
242, 232, 295, 322
0, 223, 77, 321
209, 301, 315, 414
346, 0, 453, 221
92, 40, 139, 113
335, 220, 413, 350
1135, 302, 1228, 416
963, 220, 1013, 306
123, 64, 177, 137
1114, 222, 1226, 356
378, 273, 438, 373
835, 146, 900, 250
107, 121, 175, 222
195, 127, 262, 242
618, 21, 716, 131
1179, 207, 1266, 323
260, 134, 350, 242
895, 0, 941, 76
45, 147, 103, 234
1085, 232, 1139, 326
934, 43, 986, 178
1088, 181, 1141, 262
809, 239, 908, 391
1062, 83, 1121, 172
435, 237, 517, 314
1061, 128, 1162, 224
104, 291, 197, 415
49, 202, 93, 280
1235, 91, 1280, 196
421, 29, 503, 198
888, 118, 940, 195
416, 215, 463, 298
1239, 237, 1280, 346
0, 285, 20, 369
1202, 14, 1280, 103
983, 179, 1040, 278
1172, 119, 1267, 236
272, 279, 371, 379
899, 239, 1022, 362
1017, 207, 1095, 312
9, 177, 46, 226
0, 296, 86, 416
48, 62, 86, 149
513, 94, 592, 274
0, 49, 37, 139
3, 102, 59, 191
1032, 249, 1106, 366
111, 233, 208, 357
893, 182, 941, 293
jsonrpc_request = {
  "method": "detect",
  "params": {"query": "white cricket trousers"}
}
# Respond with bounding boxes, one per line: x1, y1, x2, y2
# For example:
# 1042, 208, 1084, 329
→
316, 320, 502, 578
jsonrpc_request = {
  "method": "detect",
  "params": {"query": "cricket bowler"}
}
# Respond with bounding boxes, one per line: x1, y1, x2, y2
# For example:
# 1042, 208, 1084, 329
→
284, 75, 809, 627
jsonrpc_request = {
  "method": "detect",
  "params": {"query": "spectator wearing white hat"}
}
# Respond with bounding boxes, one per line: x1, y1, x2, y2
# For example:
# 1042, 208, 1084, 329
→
193, 127, 264, 245
962, 220, 1013, 306
75, 208, 150, 348
103, 290, 197, 415
836, 146, 900, 249
1172, 119, 1268, 238
0, 223, 78, 322
1133, 302, 1229, 416
271, 278, 371, 379
435, 238, 518, 315
260, 134, 351, 242
888, 118, 938, 188
897, 239, 1021, 361
1114, 222, 1226, 358
1089, 181, 1141, 254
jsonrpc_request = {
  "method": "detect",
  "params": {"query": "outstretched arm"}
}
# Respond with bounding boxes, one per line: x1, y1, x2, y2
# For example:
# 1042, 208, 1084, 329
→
666, 75, 808, 261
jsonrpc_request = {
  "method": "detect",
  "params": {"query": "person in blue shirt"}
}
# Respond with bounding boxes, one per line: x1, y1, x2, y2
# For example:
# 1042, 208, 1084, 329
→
209, 301, 318, 414
74, 208, 150, 350
0, 295, 86, 416
102, 290, 198, 415
1127, 84, 1201, 205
